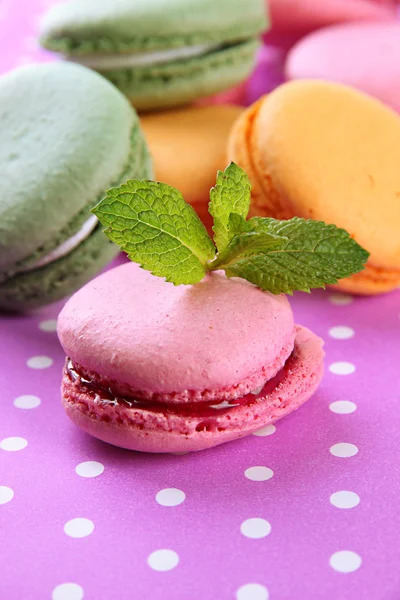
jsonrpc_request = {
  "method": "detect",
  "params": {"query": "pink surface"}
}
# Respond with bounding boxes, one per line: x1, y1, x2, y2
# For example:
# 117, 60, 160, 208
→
61, 325, 324, 453
58, 263, 295, 398
286, 22, 400, 112
2, 2, 400, 600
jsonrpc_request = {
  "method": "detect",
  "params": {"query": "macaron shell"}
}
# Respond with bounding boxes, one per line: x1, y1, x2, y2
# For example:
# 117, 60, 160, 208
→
227, 97, 291, 219
227, 81, 400, 286
266, 0, 396, 34
57, 262, 295, 396
140, 104, 243, 226
61, 325, 324, 453
0, 227, 117, 313
40, 0, 267, 53
0, 62, 141, 271
331, 262, 400, 295
103, 40, 259, 110
286, 23, 400, 113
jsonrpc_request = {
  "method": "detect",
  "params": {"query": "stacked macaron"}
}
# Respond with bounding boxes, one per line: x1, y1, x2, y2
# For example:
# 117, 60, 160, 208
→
227, 80, 400, 294
0, 62, 152, 312
57, 164, 368, 452
58, 262, 324, 453
39, 0, 268, 110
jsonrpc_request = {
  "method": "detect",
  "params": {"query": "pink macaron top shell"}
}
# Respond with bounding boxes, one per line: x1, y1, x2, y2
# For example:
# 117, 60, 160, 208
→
285, 23, 400, 112
57, 262, 295, 399
266, 0, 397, 35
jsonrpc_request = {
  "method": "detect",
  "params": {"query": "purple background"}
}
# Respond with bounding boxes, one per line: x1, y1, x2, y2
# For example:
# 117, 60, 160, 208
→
1, 2, 400, 599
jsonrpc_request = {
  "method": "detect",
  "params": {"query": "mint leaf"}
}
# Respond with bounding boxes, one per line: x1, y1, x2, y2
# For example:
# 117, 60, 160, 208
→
213, 217, 369, 294
93, 165, 369, 295
211, 230, 286, 270
92, 180, 216, 285
228, 213, 252, 236
209, 163, 251, 253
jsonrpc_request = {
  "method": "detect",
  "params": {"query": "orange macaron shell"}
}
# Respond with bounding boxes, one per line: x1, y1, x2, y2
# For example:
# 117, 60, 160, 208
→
227, 80, 400, 294
140, 105, 243, 232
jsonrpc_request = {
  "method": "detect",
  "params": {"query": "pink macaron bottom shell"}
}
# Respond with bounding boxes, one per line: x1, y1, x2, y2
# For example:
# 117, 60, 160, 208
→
61, 325, 324, 453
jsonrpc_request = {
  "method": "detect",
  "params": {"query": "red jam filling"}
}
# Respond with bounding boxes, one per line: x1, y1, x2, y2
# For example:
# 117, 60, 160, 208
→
66, 353, 295, 419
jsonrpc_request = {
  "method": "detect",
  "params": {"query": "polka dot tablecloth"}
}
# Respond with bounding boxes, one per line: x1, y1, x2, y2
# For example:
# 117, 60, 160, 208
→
1, 2, 400, 599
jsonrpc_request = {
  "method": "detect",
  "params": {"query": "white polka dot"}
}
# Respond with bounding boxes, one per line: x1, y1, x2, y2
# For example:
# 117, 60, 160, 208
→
147, 549, 179, 571
38, 319, 57, 332
329, 362, 355, 375
27, 355, 53, 369
75, 461, 104, 478
244, 467, 274, 482
237, 583, 269, 600
252, 424, 276, 437
13, 395, 41, 409
330, 491, 360, 509
330, 443, 358, 458
329, 294, 353, 306
52, 583, 84, 600
330, 550, 362, 573
156, 488, 185, 507
0, 437, 28, 452
64, 518, 94, 538
240, 518, 271, 539
0, 486, 14, 505
329, 326, 355, 340
329, 400, 357, 414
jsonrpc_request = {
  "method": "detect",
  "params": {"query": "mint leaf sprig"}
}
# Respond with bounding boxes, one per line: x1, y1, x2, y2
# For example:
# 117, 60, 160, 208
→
91, 179, 214, 285
92, 163, 369, 294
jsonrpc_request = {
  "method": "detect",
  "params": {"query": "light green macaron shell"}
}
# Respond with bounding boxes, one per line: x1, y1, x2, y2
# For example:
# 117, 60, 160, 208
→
39, 0, 269, 109
104, 40, 260, 110
0, 62, 152, 312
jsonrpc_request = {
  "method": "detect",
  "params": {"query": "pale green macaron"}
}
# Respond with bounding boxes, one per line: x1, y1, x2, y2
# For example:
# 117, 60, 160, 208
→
39, 0, 269, 110
0, 62, 152, 312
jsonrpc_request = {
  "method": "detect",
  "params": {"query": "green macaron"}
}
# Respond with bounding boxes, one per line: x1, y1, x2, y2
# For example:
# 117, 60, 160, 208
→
39, 0, 269, 110
0, 62, 152, 312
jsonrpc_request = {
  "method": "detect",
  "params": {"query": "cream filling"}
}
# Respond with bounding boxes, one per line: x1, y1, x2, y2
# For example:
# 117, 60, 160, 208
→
209, 400, 240, 410
69, 42, 222, 71
19, 214, 98, 274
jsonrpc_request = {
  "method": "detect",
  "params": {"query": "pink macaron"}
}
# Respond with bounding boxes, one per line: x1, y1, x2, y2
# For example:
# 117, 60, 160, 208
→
265, 0, 397, 36
57, 262, 324, 453
285, 22, 400, 113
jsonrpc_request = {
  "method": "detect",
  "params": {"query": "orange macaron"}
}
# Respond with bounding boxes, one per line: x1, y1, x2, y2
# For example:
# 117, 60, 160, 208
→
227, 80, 400, 294
140, 104, 243, 231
